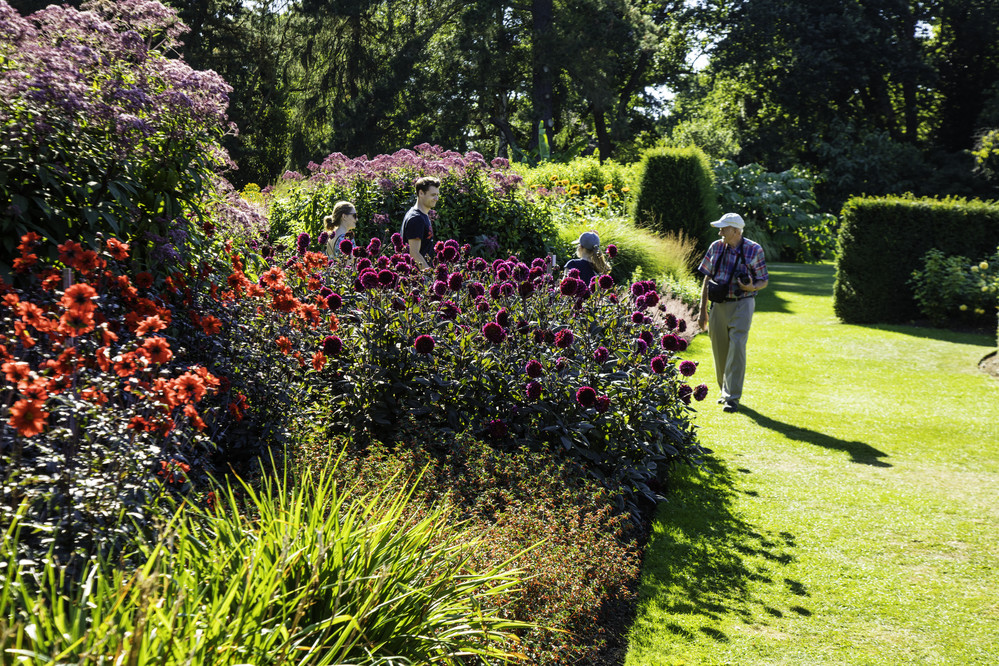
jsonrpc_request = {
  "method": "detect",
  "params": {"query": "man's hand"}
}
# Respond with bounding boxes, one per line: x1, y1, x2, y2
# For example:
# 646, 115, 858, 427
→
737, 275, 754, 292
697, 312, 708, 331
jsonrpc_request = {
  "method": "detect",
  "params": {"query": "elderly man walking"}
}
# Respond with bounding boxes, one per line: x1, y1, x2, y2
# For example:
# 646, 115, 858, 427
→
696, 213, 769, 413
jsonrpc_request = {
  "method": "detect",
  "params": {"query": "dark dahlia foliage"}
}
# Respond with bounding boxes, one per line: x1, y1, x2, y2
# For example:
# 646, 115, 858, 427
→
267, 145, 558, 260
0, 0, 234, 271
296, 235, 709, 515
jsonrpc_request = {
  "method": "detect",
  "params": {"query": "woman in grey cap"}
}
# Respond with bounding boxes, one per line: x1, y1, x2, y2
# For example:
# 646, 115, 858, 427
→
564, 230, 612, 287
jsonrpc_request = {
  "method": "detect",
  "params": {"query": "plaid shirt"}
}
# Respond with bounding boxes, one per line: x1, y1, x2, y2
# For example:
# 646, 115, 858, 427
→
698, 238, 769, 300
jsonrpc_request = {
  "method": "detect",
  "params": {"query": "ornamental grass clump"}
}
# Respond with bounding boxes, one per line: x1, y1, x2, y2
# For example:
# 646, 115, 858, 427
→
0, 461, 529, 664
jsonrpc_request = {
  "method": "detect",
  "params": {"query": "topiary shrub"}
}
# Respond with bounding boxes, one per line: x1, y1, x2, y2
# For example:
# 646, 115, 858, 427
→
834, 196, 999, 324
630, 146, 721, 245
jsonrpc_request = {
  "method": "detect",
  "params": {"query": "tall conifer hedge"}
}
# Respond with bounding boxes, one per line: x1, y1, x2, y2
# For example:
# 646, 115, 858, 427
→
631, 147, 721, 245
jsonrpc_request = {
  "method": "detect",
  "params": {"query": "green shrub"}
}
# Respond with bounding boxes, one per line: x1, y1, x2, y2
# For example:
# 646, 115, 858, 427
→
513, 157, 639, 214
833, 196, 999, 324
909, 249, 999, 327
0, 1, 233, 274
267, 146, 557, 259
296, 427, 640, 666
0, 461, 529, 664
631, 146, 721, 246
713, 160, 837, 262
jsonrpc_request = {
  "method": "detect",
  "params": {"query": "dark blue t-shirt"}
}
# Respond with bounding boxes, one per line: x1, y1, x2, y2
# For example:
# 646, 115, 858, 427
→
564, 258, 596, 286
401, 206, 434, 265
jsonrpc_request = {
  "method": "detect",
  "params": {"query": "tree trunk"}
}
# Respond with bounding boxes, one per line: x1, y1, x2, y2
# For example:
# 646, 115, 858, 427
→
530, 0, 555, 152
593, 106, 612, 162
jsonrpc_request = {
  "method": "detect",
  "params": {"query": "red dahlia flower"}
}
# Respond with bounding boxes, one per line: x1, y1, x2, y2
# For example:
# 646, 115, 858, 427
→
9, 399, 48, 437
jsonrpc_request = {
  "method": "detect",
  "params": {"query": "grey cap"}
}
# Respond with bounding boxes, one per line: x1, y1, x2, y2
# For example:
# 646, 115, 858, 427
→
573, 231, 600, 250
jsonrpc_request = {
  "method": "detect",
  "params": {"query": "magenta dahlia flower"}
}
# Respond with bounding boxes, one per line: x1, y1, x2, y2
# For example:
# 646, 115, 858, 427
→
414, 334, 436, 354
595, 395, 611, 413
678, 384, 693, 404
650, 355, 667, 374
606, 244, 618, 258
526, 381, 542, 401
594, 346, 609, 363
482, 321, 507, 344
598, 274, 614, 289
325, 292, 342, 311
661, 334, 680, 351
576, 386, 597, 408
322, 335, 343, 356
693, 384, 709, 401
679, 360, 697, 377
525, 359, 544, 378
554, 329, 574, 348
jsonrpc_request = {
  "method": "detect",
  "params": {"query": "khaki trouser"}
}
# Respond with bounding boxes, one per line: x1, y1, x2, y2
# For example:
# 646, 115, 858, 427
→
708, 297, 756, 403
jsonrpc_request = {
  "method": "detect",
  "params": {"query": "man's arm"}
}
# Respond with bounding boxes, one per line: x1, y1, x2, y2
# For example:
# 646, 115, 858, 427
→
407, 238, 431, 271
738, 276, 768, 293
697, 275, 710, 331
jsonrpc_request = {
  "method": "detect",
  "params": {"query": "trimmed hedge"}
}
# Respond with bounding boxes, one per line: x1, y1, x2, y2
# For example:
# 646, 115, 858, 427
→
631, 147, 721, 245
834, 196, 999, 324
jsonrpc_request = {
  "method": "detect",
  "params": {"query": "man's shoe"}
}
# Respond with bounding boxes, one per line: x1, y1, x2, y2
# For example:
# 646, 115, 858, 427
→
717, 398, 728, 404
722, 400, 739, 413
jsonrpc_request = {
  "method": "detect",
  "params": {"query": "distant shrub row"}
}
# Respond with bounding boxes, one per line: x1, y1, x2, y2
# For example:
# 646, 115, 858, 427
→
834, 196, 999, 324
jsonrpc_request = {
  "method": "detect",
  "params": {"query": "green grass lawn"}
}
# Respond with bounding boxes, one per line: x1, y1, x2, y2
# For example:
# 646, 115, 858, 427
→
626, 262, 999, 665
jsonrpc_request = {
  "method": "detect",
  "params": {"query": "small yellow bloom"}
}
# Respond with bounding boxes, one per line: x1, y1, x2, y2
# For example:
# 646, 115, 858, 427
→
959, 304, 968, 311
981, 261, 990, 270
983, 285, 990, 292
621, 186, 631, 193
584, 182, 593, 189
550, 175, 559, 182
560, 179, 570, 187
597, 200, 608, 208
590, 196, 600, 204
604, 183, 613, 191
974, 307, 985, 314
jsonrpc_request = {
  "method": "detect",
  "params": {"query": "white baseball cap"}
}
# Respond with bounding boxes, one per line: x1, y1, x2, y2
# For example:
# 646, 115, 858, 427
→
710, 213, 745, 229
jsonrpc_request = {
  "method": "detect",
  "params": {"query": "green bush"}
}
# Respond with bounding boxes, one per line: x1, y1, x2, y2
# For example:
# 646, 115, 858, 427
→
1, 461, 528, 664
909, 249, 999, 327
631, 147, 721, 246
513, 157, 639, 213
0, 1, 233, 274
833, 196, 999, 324
713, 160, 837, 262
267, 146, 557, 259
296, 427, 640, 666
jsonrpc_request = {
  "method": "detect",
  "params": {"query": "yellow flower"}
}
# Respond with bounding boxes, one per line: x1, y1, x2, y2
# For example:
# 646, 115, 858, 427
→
981, 261, 990, 270
621, 186, 631, 193
974, 307, 985, 314
584, 182, 593, 189
597, 200, 608, 208
959, 304, 968, 311
604, 183, 613, 191
550, 175, 559, 182
561, 179, 570, 187
590, 196, 600, 204
983, 285, 990, 292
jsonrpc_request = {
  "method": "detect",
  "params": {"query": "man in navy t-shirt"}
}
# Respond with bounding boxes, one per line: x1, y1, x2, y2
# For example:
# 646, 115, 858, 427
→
401, 176, 439, 271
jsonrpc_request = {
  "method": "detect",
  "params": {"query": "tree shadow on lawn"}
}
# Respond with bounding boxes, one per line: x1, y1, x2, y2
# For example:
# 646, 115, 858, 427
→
753, 263, 836, 314
637, 458, 809, 644
738, 406, 892, 468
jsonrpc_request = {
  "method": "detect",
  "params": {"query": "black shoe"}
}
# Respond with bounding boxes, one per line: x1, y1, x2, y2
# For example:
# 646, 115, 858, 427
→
722, 400, 739, 413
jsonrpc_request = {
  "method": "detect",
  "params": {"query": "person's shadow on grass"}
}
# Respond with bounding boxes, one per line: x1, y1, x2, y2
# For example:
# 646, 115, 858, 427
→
738, 406, 892, 467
